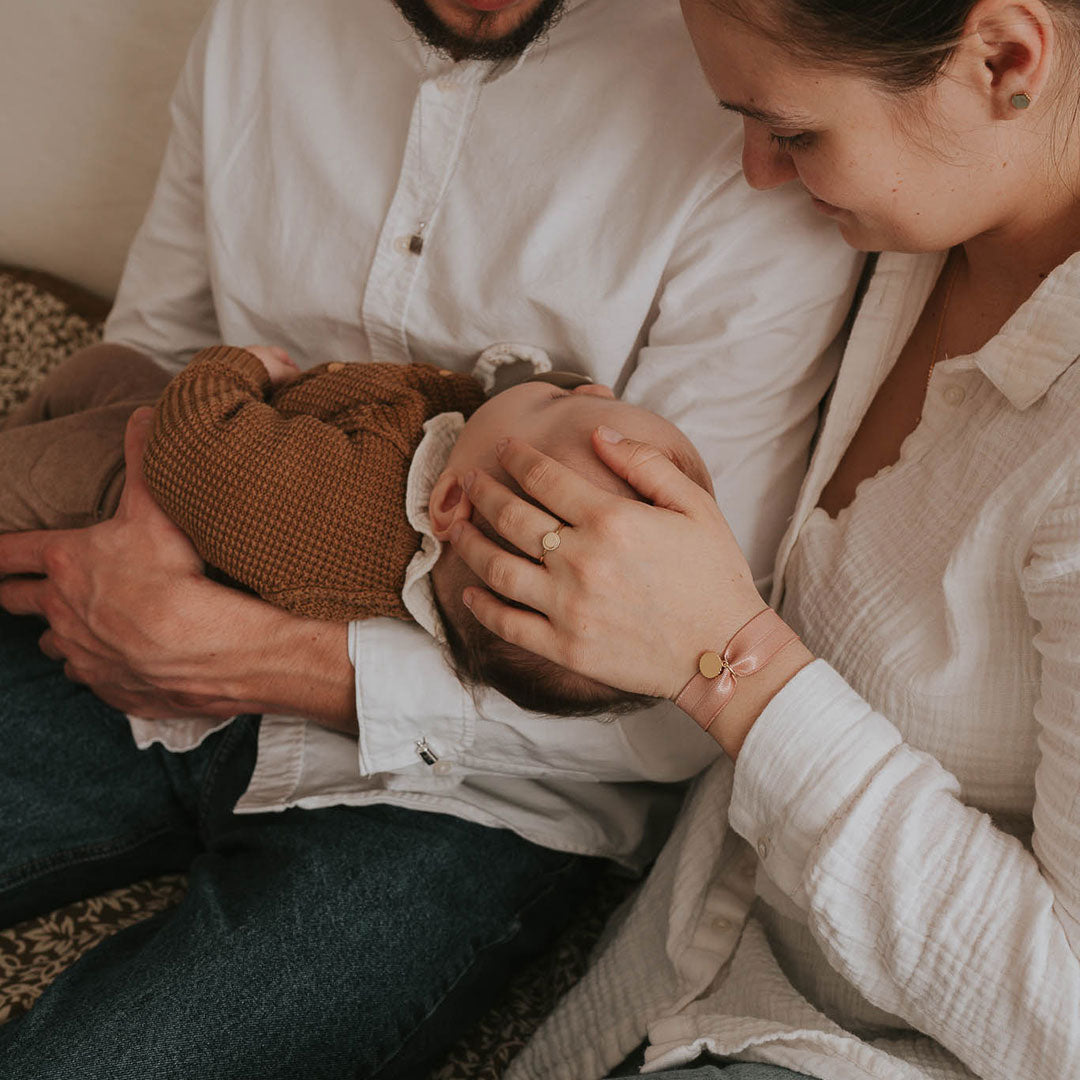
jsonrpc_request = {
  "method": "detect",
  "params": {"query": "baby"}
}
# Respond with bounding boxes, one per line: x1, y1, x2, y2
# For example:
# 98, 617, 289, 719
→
0, 345, 712, 716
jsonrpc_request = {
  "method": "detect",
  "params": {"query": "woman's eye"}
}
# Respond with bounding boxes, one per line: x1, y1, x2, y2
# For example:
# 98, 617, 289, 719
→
769, 131, 814, 152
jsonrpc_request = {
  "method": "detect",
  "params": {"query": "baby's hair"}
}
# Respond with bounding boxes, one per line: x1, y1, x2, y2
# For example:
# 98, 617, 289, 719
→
436, 437, 713, 717
434, 515, 657, 718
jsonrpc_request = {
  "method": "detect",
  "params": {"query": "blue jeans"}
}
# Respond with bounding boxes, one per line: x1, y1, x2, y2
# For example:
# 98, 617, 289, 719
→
0, 613, 599, 1079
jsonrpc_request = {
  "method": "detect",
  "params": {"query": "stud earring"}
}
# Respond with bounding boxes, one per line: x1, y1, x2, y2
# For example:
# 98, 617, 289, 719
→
1011, 91, 1032, 110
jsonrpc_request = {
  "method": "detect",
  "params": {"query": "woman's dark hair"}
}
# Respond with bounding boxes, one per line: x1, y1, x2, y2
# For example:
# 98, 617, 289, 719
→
715, 0, 1075, 92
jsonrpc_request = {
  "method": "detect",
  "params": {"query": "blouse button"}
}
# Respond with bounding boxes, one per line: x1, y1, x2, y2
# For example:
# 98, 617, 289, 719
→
756, 836, 771, 861
942, 384, 966, 407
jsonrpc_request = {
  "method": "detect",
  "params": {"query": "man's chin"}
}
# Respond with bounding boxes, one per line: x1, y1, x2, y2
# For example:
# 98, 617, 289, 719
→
393, 0, 566, 61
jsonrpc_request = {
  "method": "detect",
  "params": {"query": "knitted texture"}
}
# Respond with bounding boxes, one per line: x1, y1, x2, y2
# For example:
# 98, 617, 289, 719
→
143, 347, 486, 621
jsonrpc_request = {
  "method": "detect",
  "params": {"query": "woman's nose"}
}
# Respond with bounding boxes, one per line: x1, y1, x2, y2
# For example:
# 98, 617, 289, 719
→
741, 119, 799, 190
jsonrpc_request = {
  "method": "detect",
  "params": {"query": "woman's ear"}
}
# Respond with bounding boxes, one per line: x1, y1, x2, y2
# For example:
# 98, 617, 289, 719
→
967, 0, 1054, 118
429, 471, 473, 540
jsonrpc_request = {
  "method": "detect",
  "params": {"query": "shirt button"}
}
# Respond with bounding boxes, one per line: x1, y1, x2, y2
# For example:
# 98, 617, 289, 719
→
942, 384, 966, 407
326, 362, 345, 373
712, 917, 734, 932
756, 837, 771, 860
432, 760, 453, 777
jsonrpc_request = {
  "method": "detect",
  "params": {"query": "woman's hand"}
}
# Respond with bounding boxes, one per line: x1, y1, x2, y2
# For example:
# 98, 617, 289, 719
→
448, 426, 770, 702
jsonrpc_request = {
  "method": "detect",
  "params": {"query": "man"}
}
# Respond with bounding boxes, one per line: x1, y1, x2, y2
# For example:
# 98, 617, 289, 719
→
0, 0, 860, 1076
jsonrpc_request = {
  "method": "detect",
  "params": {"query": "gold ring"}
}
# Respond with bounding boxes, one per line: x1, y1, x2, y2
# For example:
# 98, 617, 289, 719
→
538, 522, 565, 565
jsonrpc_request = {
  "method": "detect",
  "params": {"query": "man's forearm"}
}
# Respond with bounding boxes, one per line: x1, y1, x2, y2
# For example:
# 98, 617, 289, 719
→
240, 604, 357, 732
125, 572, 358, 729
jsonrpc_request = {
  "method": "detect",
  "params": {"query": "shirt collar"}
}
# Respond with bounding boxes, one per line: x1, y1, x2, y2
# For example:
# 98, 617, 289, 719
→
974, 249, 1080, 410
400, 411, 465, 642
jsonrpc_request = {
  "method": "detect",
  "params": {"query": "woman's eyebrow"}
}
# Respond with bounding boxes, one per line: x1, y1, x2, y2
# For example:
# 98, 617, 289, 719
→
718, 100, 815, 127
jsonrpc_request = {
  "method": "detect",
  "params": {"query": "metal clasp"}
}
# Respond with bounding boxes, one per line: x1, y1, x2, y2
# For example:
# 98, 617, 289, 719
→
414, 738, 439, 766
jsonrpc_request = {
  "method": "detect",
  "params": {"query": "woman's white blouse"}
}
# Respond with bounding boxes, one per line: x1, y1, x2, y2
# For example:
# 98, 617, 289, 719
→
508, 250, 1080, 1080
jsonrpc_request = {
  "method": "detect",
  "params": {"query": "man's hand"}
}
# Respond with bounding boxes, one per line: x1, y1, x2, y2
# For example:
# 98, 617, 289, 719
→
0, 409, 356, 729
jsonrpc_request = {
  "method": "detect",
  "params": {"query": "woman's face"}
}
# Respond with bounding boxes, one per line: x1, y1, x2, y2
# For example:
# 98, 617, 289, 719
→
680, 0, 1031, 253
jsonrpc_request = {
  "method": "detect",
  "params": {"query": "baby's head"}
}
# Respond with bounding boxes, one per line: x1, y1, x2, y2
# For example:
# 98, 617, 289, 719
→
428, 377, 713, 716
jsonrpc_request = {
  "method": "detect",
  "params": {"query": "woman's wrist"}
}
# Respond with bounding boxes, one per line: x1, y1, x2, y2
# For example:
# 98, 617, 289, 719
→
672, 607, 814, 761
709, 639, 814, 760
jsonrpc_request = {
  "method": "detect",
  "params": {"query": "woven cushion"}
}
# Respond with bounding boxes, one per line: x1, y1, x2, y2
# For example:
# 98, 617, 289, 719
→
0, 266, 111, 418
0, 265, 624, 1072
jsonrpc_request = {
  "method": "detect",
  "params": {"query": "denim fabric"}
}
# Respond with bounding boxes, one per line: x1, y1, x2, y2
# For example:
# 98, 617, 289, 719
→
0, 613, 599, 1080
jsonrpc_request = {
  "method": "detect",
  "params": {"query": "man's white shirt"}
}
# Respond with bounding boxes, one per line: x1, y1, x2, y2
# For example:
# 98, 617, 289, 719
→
108, 0, 861, 868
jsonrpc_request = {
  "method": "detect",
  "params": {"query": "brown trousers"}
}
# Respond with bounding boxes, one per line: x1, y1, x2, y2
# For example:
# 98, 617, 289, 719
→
0, 345, 171, 532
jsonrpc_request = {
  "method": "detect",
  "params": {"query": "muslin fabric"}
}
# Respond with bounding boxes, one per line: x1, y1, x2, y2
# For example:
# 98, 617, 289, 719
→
508, 250, 1080, 1080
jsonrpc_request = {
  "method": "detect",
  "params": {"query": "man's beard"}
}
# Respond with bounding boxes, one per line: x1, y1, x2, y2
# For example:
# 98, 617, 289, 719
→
393, 0, 566, 62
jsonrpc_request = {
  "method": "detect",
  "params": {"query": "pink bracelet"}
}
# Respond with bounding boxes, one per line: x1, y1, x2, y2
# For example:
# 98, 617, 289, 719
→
675, 608, 799, 733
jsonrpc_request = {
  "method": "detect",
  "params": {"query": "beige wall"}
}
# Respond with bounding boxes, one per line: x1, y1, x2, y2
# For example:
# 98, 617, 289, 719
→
0, 0, 211, 298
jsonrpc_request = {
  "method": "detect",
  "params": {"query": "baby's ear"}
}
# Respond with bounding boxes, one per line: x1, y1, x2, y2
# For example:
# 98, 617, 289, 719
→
429, 471, 473, 539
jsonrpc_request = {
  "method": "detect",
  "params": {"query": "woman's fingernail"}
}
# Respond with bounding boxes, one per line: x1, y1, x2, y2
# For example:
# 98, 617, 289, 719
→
495, 438, 509, 456
596, 425, 625, 444
463, 470, 476, 493
448, 522, 463, 543
462, 588, 475, 609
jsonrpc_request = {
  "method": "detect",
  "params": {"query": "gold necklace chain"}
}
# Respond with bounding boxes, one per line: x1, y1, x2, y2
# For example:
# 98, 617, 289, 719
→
927, 250, 961, 391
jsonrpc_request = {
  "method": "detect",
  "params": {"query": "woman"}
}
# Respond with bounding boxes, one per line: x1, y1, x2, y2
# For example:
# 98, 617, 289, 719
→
446, 0, 1080, 1077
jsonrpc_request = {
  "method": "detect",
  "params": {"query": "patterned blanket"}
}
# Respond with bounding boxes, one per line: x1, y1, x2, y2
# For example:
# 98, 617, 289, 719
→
0, 266, 629, 1075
